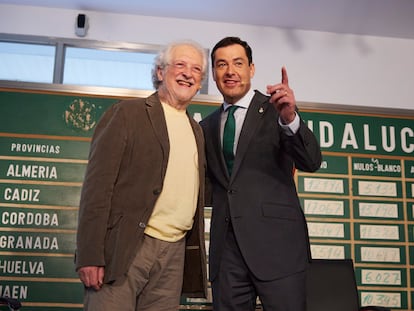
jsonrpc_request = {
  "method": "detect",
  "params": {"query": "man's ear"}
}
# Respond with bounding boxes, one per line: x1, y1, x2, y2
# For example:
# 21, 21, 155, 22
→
250, 63, 255, 79
212, 68, 217, 82
157, 66, 164, 82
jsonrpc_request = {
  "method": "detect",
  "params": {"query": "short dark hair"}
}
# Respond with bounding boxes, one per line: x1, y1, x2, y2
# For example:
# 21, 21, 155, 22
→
211, 36, 253, 67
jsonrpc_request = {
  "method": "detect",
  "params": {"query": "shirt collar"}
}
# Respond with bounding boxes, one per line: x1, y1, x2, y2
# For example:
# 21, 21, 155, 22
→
223, 89, 255, 111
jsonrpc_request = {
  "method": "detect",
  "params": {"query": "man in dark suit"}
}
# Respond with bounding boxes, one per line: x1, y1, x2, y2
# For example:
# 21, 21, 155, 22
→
200, 37, 322, 310
75, 40, 208, 311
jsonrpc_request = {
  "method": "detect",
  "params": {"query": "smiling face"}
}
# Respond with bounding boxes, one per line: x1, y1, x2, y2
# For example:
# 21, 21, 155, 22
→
157, 44, 204, 110
212, 43, 255, 104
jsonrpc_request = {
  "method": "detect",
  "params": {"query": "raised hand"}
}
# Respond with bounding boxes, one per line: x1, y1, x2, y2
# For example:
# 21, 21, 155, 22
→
266, 66, 297, 124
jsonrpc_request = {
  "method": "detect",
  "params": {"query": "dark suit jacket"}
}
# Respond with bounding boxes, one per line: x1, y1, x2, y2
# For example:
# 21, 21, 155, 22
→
200, 90, 322, 282
75, 92, 207, 298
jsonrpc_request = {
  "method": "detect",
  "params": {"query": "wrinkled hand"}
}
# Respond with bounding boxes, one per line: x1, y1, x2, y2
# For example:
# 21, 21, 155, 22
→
266, 66, 297, 124
78, 266, 105, 291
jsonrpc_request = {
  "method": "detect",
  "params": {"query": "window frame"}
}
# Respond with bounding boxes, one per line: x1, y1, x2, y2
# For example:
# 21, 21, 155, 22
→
0, 33, 209, 94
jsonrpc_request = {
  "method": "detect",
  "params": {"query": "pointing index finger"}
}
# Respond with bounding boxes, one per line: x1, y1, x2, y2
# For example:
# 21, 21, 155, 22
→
281, 66, 289, 86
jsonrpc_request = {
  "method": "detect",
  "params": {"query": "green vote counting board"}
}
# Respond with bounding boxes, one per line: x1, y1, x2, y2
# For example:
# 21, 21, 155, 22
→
0, 86, 413, 310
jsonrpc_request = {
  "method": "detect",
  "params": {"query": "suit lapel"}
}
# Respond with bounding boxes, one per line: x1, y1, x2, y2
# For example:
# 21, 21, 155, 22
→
210, 107, 231, 179
231, 92, 269, 178
146, 92, 169, 159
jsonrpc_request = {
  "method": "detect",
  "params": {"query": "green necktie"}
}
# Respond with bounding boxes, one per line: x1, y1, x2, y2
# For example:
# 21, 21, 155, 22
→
223, 105, 239, 175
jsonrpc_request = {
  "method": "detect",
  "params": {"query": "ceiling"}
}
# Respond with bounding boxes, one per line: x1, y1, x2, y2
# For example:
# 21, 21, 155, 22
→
1, 0, 414, 40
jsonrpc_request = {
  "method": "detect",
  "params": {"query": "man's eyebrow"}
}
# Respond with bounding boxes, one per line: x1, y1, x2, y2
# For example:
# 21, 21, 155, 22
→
215, 57, 245, 63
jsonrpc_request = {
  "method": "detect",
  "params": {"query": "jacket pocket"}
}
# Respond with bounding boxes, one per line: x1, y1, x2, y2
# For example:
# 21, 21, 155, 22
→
261, 203, 298, 220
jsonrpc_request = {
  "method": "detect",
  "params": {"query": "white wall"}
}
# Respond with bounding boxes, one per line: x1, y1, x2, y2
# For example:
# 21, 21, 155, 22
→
1, 4, 413, 111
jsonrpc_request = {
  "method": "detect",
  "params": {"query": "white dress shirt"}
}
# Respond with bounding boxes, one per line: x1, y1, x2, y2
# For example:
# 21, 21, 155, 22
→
221, 89, 300, 154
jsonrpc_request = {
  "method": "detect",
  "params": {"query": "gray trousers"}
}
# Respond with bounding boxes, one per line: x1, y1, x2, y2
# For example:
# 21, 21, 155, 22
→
83, 234, 185, 311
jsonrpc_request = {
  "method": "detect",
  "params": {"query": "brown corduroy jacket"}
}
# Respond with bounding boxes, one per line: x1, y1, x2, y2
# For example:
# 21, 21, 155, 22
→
75, 92, 207, 298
